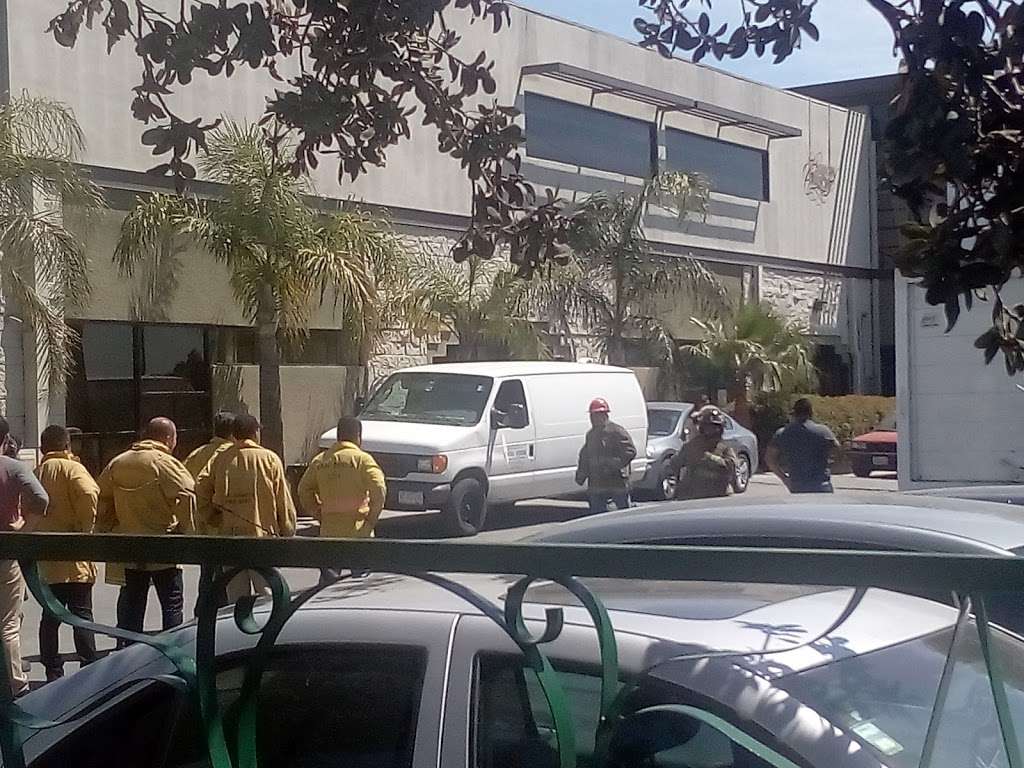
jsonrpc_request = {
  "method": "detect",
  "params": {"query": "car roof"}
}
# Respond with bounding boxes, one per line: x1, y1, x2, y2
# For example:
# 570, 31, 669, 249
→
263, 573, 962, 677
393, 361, 634, 377
907, 485, 1024, 505
528, 491, 1024, 553
647, 402, 694, 411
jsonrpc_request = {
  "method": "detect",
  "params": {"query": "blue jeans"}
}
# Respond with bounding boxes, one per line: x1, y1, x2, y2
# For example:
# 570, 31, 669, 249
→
588, 490, 631, 514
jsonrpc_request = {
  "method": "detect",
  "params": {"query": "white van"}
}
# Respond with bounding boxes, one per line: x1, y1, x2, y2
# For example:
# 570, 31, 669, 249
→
318, 362, 648, 535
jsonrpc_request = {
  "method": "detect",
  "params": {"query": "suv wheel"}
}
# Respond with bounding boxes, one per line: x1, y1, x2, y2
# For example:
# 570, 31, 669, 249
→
443, 477, 487, 536
657, 459, 678, 501
732, 452, 752, 494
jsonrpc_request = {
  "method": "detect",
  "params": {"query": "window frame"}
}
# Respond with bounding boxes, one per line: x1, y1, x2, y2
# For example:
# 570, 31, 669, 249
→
664, 127, 770, 202
524, 92, 657, 178
493, 379, 531, 428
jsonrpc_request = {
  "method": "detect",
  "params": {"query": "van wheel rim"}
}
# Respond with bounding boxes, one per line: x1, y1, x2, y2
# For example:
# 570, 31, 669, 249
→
461, 491, 485, 528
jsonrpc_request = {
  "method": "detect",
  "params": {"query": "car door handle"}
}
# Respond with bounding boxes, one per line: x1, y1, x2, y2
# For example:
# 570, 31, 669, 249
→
528, 444, 535, 458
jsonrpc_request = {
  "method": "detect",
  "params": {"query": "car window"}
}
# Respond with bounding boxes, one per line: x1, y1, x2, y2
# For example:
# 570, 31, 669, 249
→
30, 681, 183, 768
361, 372, 493, 426
777, 623, 1024, 768
474, 655, 614, 768
164, 644, 427, 768
648, 410, 683, 437
494, 380, 530, 425
474, 655, 788, 768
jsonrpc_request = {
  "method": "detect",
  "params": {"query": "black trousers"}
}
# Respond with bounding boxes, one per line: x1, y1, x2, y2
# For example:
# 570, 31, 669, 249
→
116, 568, 184, 642
38, 582, 97, 678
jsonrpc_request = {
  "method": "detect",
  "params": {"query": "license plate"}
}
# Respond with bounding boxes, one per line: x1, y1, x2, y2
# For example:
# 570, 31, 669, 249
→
872, 456, 890, 466
398, 490, 424, 507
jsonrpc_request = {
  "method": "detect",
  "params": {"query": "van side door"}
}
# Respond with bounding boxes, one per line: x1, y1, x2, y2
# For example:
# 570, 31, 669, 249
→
486, 378, 537, 503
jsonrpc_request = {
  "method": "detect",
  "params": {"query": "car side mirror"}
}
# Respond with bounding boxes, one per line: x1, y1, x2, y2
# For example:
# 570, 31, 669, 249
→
491, 403, 528, 430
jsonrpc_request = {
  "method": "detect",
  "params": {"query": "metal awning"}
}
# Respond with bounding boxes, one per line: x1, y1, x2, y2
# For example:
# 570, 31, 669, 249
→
521, 62, 802, 140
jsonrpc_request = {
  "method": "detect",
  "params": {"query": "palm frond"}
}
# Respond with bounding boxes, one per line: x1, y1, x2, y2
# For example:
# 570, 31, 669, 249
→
3, 267, 78, 387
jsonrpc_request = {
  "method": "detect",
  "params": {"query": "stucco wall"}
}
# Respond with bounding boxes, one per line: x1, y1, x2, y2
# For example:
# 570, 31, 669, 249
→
212, 364, 362, 466
8, 2, 873, 271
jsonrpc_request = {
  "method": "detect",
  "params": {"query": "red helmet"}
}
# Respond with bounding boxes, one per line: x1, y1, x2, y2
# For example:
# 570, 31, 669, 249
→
588, 397, 611, 414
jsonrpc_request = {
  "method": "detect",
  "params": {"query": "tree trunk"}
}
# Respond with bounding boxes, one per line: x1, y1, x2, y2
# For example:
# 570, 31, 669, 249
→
0, 275, 6, 418
256, 292, 285, 459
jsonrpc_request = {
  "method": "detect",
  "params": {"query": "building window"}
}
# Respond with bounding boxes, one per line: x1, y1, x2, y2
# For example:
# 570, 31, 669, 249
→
664, 128, 769, 201
525, 93, 655, 178
67, 321, 213, 473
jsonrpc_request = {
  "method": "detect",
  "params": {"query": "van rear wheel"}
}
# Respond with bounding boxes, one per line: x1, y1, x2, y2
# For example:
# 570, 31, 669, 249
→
443, 478, 487, 537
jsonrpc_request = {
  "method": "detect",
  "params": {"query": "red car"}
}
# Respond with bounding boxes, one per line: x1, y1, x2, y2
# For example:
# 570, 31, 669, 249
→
848, 411, 897, 477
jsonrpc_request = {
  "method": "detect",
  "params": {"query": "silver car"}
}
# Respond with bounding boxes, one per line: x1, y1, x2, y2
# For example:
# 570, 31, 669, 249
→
635, 402, 760, 500
14, 572, 1024, 768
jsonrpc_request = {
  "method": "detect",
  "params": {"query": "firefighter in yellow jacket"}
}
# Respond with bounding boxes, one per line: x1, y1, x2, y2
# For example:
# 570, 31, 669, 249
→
299, 416, 385, 584
299, 416, 386, 540
97, 417, 196, 639
184, 411, 235, 534
196, 414, 297, 600
33, 425, 99, 681
184, 411, 236, 481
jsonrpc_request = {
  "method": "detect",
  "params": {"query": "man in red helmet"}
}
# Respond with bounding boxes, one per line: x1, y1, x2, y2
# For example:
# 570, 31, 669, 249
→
575, 398, 637, 514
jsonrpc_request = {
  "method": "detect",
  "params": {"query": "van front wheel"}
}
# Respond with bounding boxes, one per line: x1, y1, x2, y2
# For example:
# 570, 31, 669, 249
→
443, 478, 488, 536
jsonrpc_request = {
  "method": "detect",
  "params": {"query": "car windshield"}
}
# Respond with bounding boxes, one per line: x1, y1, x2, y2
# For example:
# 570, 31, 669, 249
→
360, 373, 493, 426
777, 622, 1024, 768
648, 409, 685, 437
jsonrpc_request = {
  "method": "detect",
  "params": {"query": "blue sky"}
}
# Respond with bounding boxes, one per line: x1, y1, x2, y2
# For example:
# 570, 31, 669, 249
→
515, 1, 899, 87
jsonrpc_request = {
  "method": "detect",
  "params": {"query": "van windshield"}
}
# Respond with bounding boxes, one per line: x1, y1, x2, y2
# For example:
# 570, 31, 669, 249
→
360, 373, 494, 426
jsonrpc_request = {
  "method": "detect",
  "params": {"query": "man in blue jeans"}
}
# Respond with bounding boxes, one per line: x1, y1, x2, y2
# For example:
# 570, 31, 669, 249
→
575, 398, 637, 513
767, 398, 842, 493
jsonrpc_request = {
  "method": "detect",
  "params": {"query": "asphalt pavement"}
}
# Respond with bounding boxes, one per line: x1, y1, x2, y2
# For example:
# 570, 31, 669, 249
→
18, 471, 897, 685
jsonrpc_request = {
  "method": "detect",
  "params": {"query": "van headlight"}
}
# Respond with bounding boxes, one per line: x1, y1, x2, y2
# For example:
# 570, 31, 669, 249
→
416, 455, 449, 474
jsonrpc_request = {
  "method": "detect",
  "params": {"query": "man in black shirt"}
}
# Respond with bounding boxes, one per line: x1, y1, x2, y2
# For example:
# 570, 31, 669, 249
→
767, 398, 842, 494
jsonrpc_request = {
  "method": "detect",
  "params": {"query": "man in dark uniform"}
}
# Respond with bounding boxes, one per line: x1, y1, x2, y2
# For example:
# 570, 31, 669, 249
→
767, 398, 842, 493
575, 398, 637, 514
670, 407, 737, 499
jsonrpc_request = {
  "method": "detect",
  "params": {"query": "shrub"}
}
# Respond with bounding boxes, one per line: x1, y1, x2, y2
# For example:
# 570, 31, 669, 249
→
751, 393, 896, 456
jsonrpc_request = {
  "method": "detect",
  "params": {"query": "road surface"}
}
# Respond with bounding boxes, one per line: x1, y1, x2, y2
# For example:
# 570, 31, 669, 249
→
18, 471, 897, 685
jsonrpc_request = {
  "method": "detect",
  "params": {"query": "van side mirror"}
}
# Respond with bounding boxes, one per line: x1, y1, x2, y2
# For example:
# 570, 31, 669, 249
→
491, 403, 528, 430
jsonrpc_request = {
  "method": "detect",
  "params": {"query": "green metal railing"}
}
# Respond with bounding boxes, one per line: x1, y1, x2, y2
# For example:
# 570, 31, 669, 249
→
1, 533, 1023, 768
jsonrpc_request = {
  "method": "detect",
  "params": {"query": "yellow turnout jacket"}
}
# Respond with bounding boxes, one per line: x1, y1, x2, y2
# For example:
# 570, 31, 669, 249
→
196, 440, 297, 538
34, 451, 99, 584
298, 441, 386, 538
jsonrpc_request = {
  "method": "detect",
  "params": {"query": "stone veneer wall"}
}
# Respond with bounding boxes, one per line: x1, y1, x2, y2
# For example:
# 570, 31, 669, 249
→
758, 268, 846, 337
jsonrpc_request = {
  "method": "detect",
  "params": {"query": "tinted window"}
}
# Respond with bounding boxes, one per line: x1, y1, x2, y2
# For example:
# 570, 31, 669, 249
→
474, 655, 616, 768
31, 682, 182, 768
648, 409, 683, 437
362, 372, 493, 426
778, 625, 1024, 768
664, 129, 768, 201
168, 645, 426, 768
494, 380, 530, 425
474, 654, 785, 768
81, 322, 133, 380
525, 93, 654, 178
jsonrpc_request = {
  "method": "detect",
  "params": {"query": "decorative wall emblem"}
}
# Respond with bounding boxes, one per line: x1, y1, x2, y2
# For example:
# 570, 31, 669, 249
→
803, 153, 837, 203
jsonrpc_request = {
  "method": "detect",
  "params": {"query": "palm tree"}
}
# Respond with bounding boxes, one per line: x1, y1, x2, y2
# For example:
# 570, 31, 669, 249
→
684, 302, 815, 422
400, 254, 549, 361
114, 122, 405, 456
550, 172, 730, 366
0, 94, 103, 403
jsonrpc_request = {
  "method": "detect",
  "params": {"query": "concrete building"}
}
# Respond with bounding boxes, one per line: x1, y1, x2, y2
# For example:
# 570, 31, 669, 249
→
0, 2, 883, 468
